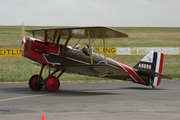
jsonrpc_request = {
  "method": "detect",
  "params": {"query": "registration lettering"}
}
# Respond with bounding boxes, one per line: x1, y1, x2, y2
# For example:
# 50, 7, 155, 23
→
138, 63, 151, 69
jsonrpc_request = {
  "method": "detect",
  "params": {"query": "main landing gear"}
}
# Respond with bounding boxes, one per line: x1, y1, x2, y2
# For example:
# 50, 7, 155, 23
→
28, 64, 65, 92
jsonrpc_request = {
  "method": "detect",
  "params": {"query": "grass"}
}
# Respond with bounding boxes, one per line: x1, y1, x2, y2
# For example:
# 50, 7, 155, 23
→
0, 26, 180, 82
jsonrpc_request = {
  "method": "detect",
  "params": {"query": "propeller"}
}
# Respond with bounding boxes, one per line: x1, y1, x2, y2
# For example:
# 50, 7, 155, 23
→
21, 23, 26, 44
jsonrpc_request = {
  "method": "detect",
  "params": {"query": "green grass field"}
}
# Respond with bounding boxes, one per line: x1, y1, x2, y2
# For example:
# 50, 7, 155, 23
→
0, 26, 180, 82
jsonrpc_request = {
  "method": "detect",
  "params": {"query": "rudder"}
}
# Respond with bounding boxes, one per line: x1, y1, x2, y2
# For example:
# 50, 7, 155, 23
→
151, 52, 164, 87
134, 51, 164, 87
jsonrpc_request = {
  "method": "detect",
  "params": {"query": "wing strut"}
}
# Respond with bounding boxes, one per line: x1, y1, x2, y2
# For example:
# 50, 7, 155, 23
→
88, 30, 93, 64
52, 30, 57, 44
61, 36, 71, 52
103, 35, 107, 63
44, 30, 47, 40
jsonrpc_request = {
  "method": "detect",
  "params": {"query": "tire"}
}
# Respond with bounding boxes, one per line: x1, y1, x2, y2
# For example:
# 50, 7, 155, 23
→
29, 75, 43, 91
44, 76, 60, 92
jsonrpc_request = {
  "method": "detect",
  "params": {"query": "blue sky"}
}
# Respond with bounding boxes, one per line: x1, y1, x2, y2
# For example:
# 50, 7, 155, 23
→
0, 0, 179, 27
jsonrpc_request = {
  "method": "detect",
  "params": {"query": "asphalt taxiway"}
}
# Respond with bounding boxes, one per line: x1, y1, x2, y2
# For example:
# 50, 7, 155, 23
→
0, 81, 180, 120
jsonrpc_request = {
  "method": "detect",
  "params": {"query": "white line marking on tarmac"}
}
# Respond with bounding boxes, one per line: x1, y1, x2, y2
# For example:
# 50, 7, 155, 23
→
0, 94, 48, 102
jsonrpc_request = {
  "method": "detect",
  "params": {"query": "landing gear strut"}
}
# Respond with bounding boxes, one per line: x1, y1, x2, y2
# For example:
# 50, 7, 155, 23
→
150, 79, 155, 88
150, 84, 155, 88
28, 64, 65, 92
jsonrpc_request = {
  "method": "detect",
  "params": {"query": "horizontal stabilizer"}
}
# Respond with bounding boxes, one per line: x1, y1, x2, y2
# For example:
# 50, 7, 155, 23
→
133, 68, 171, 79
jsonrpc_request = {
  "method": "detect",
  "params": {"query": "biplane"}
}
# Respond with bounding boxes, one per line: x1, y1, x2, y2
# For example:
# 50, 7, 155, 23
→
21, 25, 169, 92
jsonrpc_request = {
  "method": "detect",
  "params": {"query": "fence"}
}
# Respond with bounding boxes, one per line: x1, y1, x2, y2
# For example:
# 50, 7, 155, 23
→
0, 47, 179, 57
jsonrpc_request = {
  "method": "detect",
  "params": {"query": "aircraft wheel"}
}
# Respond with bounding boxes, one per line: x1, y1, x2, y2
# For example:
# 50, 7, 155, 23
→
29, 75, 43, 91
44, 76, 60, 92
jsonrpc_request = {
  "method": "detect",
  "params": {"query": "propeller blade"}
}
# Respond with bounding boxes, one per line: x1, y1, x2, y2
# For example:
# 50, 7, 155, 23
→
21, 23, 26, 44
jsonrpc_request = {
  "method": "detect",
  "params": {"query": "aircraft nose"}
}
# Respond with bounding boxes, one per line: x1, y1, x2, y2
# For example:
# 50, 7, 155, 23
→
22, 37, 30, 45
21, 39, 25, 45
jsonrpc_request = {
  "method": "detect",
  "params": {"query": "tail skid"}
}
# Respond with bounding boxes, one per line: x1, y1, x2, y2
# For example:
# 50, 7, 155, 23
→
134, 51, 167, 87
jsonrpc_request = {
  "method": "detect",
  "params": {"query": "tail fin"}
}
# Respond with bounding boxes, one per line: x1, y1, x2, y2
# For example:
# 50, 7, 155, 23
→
133, 51, 165, 87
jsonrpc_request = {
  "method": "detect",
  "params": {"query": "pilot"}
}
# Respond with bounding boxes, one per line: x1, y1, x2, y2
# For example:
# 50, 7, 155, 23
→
82, 45, 90, 56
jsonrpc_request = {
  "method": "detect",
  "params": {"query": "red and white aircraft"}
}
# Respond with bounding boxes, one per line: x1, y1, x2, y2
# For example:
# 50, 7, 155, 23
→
21, 25, 169, 92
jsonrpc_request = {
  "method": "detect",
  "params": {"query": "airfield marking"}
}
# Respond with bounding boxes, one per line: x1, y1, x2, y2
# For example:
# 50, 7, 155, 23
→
0, 94, 49, 102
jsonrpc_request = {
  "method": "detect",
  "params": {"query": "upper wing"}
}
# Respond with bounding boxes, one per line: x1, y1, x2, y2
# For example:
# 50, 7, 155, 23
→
26, 26, 128, 39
